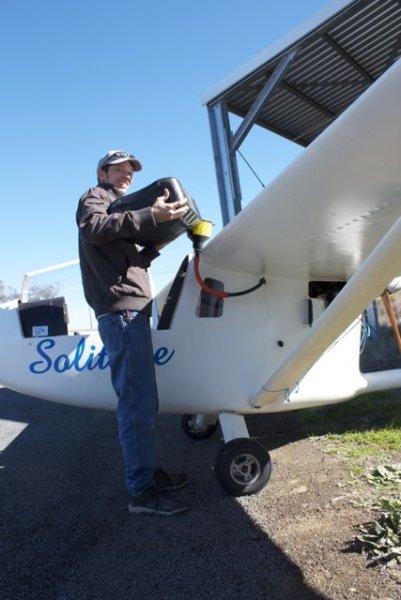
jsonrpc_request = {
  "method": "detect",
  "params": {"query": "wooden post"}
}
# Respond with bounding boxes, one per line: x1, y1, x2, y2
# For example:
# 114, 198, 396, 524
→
381, 290, 401, 353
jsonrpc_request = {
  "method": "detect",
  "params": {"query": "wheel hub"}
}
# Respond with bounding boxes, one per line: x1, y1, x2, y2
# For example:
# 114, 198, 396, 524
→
229, 453, 261, 485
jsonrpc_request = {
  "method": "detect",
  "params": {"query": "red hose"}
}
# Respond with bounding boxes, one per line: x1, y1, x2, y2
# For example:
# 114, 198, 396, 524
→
193, 255, 230, 298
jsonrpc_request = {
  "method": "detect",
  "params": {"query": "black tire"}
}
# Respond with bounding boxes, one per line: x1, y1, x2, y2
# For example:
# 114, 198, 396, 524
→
214, 438, 272, 496
181, 414, 218, 439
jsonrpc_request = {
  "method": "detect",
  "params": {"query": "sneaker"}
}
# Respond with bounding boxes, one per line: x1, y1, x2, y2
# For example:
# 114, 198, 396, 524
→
154, 468, 189, 492
128, 486, 191, 516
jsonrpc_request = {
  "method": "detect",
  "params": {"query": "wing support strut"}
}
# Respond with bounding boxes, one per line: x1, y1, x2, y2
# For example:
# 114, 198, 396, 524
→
250, 214, 401, 408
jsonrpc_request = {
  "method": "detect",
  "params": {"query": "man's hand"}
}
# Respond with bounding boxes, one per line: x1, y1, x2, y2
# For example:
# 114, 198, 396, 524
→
151, 188, 188, 223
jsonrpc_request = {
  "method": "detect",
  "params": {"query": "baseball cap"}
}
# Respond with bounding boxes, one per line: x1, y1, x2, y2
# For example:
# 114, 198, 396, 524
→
97, 150, 142, 172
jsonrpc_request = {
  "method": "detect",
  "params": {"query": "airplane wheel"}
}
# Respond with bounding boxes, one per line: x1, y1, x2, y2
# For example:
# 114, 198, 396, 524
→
181, 414, 218, 439
214, 438, 272, 496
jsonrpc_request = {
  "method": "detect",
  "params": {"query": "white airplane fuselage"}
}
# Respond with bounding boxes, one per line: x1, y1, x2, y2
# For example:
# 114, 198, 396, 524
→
0, 264, 380, 414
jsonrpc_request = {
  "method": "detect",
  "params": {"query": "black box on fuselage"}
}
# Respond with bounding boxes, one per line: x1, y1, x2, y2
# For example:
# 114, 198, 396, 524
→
19, 297, 69, 338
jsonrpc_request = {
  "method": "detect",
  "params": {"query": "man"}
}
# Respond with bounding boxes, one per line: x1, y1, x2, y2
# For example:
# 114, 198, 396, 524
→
76, 150, 191, 516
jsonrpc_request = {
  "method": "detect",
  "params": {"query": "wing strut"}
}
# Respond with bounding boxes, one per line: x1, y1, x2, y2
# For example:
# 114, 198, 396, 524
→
251, 214, 401, 409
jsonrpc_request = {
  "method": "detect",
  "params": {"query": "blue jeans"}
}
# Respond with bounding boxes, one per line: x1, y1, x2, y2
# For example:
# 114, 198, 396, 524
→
98, 311, 158, 497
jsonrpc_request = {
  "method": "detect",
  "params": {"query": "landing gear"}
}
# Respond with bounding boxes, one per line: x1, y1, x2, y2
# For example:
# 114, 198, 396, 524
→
181, 414, 219, 439
214, 438, 272, 496
182, 411, 272, 496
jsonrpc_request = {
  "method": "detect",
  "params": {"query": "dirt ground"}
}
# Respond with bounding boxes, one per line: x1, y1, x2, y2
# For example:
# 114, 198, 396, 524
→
2, 388, 400, 600
243, 412, 401, 600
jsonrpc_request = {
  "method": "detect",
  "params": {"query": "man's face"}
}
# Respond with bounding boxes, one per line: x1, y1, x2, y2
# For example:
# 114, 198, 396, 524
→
99, 160, 134, 193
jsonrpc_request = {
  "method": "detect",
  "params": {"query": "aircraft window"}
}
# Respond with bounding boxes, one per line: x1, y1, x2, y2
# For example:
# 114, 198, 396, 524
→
196, 278, 224, 318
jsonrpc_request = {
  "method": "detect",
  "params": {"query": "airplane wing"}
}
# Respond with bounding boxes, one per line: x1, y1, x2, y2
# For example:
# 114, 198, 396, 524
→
193, 50, 401, 409
201, 55, 401, 283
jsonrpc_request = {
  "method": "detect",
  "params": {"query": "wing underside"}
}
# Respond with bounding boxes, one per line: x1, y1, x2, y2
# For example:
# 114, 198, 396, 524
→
202, 57, 401, 283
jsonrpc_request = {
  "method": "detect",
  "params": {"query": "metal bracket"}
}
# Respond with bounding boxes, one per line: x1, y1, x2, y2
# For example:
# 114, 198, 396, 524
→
207, 49, 298, 225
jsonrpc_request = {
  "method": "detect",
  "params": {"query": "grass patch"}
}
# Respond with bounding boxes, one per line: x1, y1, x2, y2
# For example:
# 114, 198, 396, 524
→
298, 390, 401, 493
298, 390, 401, 568
323, 427, 401, 461
299, 390, 401, 438
299, 391, 401, 459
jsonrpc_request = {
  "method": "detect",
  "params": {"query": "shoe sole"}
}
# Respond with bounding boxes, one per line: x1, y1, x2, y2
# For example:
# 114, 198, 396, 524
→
128, 503, 191, 516
159, 480, 189, 492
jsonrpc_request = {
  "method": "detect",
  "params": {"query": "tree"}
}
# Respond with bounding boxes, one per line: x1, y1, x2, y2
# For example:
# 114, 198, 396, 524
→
0, 281, 60, 302
27, 283, 60, 301
0, 281, 18, 302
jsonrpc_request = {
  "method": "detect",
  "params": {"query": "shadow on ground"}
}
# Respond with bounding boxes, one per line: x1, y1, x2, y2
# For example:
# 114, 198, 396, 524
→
0, 388, 330, 600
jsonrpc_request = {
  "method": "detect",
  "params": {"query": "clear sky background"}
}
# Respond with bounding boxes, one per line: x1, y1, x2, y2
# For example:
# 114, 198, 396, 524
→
0, 0, 328, 294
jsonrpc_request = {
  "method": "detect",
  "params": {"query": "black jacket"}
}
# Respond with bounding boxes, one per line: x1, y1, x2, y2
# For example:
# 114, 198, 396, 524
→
76, 183, 159, 317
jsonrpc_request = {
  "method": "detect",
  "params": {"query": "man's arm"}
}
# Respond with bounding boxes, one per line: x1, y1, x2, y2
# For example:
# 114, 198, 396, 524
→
77, 188, 157, 245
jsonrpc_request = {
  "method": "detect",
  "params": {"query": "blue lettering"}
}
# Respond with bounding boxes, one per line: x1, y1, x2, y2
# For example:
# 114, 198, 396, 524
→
29, 339, 174, 375
87, 344, 109, 370
71, 338, 86, 371
154, 346, 175, 365
94, 346, 109, 370
54, 354, 72, 373
29, 339, 55, 374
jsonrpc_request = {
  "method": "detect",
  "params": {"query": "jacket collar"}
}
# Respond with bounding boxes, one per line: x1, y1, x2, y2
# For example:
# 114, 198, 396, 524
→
98, 182, 122, 199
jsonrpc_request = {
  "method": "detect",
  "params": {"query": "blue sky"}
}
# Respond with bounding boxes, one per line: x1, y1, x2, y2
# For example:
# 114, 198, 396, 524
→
0, 0, 327, 293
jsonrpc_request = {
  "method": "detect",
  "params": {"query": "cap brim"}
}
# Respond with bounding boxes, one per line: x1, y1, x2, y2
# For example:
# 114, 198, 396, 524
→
107, 157, 142, 172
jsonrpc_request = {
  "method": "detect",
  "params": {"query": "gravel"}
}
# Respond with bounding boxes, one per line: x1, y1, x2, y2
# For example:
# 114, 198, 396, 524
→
1, 388, 399, 600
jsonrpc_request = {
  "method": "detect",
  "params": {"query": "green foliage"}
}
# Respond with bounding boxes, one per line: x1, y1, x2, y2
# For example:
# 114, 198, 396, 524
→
324, 427, 401, 461
299, 393, 401, 569
299, 392, 401, 436
366, 464, 401, 489
357, 497, 401, 566
299, 392, 401, 464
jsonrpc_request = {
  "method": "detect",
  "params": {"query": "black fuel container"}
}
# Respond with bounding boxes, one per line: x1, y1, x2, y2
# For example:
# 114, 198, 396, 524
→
108, 177, 201, 246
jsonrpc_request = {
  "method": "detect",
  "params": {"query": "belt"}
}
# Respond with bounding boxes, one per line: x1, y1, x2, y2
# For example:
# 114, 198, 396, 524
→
97, 310, 141, 321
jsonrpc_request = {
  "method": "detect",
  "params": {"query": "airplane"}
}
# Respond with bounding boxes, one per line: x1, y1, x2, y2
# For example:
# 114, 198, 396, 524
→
1, 0, 401, 496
